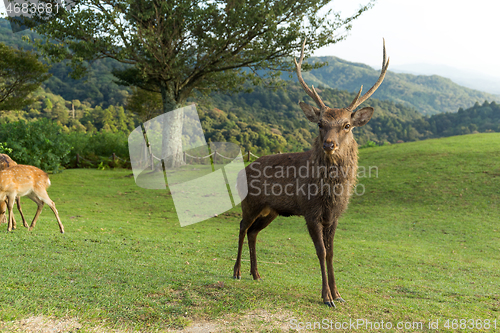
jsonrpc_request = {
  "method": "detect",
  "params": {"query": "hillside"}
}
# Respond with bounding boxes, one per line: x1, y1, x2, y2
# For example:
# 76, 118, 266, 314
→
297, 56, 500, 115
0, 19, 131, 107
3, 80, 500, 160
205, 82, 422, 147
3, 17, 500, 153
2, 17, 496, 117
206, 86, 500, 146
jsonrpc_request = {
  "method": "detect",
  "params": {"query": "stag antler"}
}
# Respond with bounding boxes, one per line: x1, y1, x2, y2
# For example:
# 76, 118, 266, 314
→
294, 38, 327, 111
347, 39, 390, 111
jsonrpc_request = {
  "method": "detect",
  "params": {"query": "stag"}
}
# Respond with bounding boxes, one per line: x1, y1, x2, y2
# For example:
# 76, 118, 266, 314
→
233, 39, 389, 307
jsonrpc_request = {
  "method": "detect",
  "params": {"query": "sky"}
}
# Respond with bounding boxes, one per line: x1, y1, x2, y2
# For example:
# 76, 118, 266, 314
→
1, 0, 499, 78
315, 0, 500, 77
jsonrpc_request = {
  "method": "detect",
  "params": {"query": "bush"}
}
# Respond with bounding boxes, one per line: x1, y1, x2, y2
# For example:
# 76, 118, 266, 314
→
358, 140, 378, 149
65, 131, 129, 168
0, 119, 71, 173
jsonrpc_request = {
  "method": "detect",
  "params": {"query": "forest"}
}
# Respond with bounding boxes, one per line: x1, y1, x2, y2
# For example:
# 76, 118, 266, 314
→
1, 18, 499, 172
2, 76, 499, 173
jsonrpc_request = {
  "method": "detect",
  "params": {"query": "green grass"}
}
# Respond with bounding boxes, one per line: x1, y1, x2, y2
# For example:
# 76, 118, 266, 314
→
1, 133, 499, 332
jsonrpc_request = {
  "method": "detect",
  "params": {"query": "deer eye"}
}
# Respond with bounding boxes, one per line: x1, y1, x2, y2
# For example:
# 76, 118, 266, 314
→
344, 124, 351, 130
318, 122, 323, 129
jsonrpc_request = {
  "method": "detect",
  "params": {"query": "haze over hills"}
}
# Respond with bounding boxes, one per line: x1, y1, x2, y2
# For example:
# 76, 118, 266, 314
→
391, 63, 500, 95
294, 56, 500, 115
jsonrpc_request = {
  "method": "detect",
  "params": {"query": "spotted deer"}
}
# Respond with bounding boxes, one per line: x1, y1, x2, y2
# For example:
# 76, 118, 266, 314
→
233, 39, 389, 307
0, 165, 64, 233
0, 154, 27, 228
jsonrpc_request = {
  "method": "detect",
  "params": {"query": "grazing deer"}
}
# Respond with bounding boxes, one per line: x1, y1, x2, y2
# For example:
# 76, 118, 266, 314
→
233, 39, 389, 307
0, 165, 64, 233
0, 154, 27, 228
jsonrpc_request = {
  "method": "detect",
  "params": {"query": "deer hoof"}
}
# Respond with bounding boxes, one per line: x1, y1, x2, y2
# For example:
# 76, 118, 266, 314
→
324, 301, 336, 308
335, 297, 346, 303
233, 276, 241, 280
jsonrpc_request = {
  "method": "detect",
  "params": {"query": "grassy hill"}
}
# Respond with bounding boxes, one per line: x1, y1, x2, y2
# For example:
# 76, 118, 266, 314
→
0, 133, 498, 332
298, 56, 500, 115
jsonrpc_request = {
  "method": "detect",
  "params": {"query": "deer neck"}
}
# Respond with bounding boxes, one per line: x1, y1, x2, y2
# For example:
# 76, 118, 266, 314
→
310, 136, 358, 181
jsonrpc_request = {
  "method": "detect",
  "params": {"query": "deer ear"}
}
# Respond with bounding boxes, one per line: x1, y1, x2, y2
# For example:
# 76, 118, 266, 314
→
299, 102, 321, 122
351, 107, 374, 127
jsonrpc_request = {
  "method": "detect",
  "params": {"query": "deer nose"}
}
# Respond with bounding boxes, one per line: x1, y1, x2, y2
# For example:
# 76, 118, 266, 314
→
323, 141, 337, 151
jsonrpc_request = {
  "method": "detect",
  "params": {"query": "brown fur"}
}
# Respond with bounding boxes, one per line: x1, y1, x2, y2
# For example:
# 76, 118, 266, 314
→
233, 106, 369, 306
234, 39, 388, 307
0, 154, 27, 228
0, 165, 64, 233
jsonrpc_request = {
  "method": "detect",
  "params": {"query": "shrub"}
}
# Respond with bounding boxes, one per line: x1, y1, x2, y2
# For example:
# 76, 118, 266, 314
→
65, 131, 129, 168
358, 140, 378, 149
0, 119, 71, 173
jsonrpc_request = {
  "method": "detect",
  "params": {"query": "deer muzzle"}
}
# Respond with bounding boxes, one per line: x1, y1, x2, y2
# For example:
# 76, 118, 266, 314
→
323, 141, 338, 154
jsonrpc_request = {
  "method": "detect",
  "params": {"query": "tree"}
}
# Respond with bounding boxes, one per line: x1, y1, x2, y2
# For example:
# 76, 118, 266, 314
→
28, 0, 373, 167
0, 43, 51, 111
126, 87, 163, 123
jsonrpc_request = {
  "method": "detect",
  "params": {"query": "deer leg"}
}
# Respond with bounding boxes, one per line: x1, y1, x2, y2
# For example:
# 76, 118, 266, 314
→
2, 198, 17, 229
0, 204, 5, 224
233, 206, 263, 279
16, 197, 28, 228
6, 195, 15, 232
27, 194, 44, 231
30, 190, 64, 234
306, 220, 335, 307
323, 221, 345, 303
0, 199, 6, 226
46, 200, 64, 234
0, 200, 8, 225
234, 219, 251, 280
247, 211, 278, 280
7, 198, 17, 230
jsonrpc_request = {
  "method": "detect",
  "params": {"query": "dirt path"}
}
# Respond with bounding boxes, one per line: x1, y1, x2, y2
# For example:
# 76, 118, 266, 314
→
0, 309, 293, 332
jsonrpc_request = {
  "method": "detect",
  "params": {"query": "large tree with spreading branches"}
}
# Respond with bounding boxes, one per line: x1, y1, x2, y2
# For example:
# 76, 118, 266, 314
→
22, 0, 373, 167
0, 42, 51, 111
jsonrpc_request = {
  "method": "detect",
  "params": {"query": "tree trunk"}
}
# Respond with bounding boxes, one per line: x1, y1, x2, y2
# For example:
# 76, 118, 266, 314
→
160, 83, 185, 169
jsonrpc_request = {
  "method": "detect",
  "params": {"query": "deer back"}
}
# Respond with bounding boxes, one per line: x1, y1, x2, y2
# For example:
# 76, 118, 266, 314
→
0, 165, 51, 196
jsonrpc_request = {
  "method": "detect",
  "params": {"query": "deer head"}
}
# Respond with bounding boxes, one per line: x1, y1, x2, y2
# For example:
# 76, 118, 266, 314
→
295, 39, 389, 154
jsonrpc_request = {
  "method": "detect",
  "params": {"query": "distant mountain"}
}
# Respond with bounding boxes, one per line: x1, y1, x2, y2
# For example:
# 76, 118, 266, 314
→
391, 63, 500, 95
294, 56, 500, 115
207, 82, 423, 146
3, 15, 498, 116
